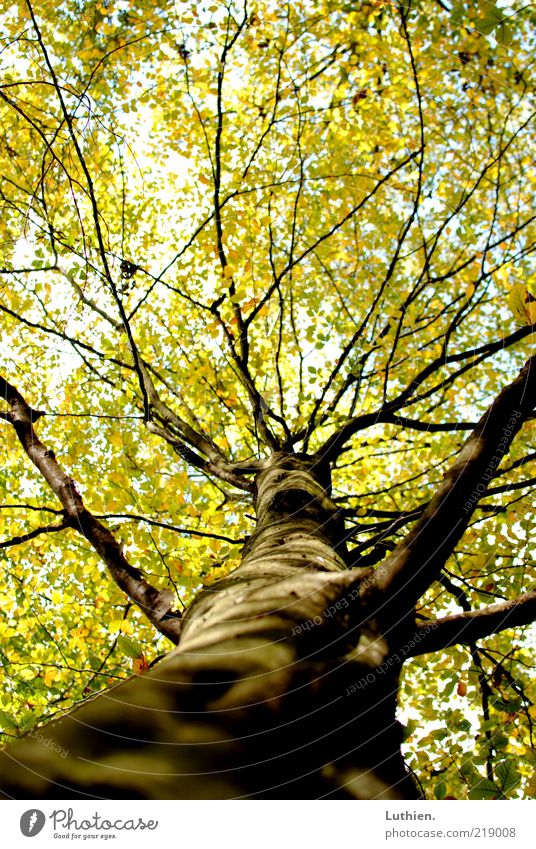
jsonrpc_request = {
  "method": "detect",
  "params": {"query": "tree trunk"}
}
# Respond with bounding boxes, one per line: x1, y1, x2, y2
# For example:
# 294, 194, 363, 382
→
0, 452, 419, 800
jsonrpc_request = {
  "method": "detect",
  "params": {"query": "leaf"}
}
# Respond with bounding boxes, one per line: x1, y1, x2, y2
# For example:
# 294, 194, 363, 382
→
495, 760, 520, 794
434, 780, 446, 799
116, 635, 143, 659
43, 668, 58, 687
0, 710, 18, 732
174, 574, 201, 588
402, 718, 418, 740
442, 677, 457, 698
475, 5, 504, 36
525, 299, 536, 325
469, 778, 500, 799
492, 696, 523, 713
508, 283, 534, 326
132, 654, 150, 675
495, 23, 513, 46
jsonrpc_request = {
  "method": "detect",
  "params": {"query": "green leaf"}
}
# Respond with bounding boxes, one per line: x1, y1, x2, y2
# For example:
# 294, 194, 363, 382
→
402, 718, 418, 740
492, 695, 523, 713
434, 780, 446, 799
442, 677, 457, 698
495, 760, 520, 794
524, 748, 536, 767
460, 759, 478, 779
173, 574, 201, 588
469, 778, 501, 799
116, 635, 143, 659
495, 22, 513, 45
17, 715, 36, 734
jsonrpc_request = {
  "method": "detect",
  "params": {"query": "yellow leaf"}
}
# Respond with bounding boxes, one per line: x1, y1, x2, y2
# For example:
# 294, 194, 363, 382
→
525, 300, 536, 325
44, 668, 58, 687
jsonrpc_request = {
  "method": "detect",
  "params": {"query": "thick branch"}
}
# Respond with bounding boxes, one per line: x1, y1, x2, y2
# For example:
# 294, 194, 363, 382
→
406, 591, 536, 656
1, 375, 181, 642
368, 354, 536, 614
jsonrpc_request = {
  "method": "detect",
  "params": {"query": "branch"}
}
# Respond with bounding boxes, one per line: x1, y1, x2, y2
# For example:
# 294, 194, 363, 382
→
367, 354, 536, 614
246, 149, 420, 327
129, 351, 261, 486
145, 421, 256, 492
380, 413, 478, 432
100, 513, 244, 544
0, 301, 130, 371
315, 325, 533, 462
0, 375, 181, 643
482, 475, 536, 499
388, 326, 533, 415
0, 519, 70, 549
406, 591, 536, 657
24, 0, 157, 423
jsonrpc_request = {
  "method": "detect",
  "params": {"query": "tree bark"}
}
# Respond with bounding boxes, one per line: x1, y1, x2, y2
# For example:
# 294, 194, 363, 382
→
0, 452, 418, 800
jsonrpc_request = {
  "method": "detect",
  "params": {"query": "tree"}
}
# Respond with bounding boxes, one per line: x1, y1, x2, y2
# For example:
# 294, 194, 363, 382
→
0, 0, 535, 801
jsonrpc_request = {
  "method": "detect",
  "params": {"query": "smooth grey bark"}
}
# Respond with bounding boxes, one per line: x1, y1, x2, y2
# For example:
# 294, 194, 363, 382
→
0, 452, 418, 800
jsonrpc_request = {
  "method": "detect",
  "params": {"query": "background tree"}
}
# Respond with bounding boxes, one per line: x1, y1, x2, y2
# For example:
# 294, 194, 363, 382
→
0, 0, 535, 800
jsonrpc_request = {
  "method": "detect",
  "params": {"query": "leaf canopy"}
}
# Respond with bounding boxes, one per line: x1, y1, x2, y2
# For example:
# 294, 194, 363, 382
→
0, 0, 535, 798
